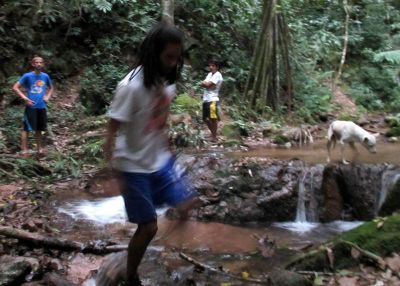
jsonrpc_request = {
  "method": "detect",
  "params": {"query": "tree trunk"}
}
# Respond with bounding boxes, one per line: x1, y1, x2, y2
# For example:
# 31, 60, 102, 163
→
161, 0, 174, 24
334, 0, 350, 85
244, 0, 292, 113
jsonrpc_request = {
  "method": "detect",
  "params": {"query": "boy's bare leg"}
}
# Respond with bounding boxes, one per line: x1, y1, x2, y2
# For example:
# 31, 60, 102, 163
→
175, 197, 202, 219
210, 119, 218, 141
21, 131, 29, 157
127, 221, 158, 284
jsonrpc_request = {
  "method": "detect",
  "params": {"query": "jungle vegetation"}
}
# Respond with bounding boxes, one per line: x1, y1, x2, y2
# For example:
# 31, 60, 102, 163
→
1, 0, 399, 118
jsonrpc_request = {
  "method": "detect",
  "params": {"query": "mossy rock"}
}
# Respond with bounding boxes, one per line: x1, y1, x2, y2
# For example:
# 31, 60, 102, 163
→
340, 214, 400, 256
286, 215, 400, 271
285, 242, 357, 272
386, 126, 400, 137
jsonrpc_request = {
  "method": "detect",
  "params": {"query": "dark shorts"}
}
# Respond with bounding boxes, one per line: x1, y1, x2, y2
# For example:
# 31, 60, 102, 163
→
202, 101, 220, 121
23, 107, 47, 132
119, 157, 197, 224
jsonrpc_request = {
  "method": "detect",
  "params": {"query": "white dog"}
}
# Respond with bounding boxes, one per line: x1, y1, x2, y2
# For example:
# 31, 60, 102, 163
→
327, 120, 378, 164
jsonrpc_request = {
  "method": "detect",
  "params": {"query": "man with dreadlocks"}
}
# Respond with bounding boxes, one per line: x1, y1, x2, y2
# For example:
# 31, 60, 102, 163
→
104, 23, 199, 286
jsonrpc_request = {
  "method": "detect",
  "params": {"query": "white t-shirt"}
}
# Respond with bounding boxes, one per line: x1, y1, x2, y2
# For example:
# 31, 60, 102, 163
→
107, 67, 174, 173
202, 71, 223, 102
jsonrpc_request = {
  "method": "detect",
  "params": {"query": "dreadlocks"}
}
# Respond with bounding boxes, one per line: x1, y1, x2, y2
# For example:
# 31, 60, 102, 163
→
135, 22, 184, 89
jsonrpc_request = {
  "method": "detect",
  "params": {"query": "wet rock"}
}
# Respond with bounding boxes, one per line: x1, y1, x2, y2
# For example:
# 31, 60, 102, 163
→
96, 251, 127, 286
191, 156, 399, 224
379, 180, 400, 216
319, 165, 344, 222
66, 253, 103, 284
319, 164, 394, 221
86, 169, 121, 197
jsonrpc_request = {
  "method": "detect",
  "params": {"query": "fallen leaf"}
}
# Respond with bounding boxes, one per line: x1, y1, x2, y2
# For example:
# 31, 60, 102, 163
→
241, 271, 249, 279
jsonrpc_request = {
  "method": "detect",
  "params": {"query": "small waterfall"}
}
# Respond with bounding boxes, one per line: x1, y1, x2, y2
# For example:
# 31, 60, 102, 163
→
377, 171, 400, 213
295, 167, 319, 223
295, 171, 308, 222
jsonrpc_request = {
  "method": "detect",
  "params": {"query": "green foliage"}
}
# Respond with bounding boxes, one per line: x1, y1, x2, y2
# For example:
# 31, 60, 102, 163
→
0, 106, 24, 152
292, 72, 332, 123
175, 0, 262, 99
220, 123, 240, 138
386, 126, 400, 137
171, 93, 201, 114
80, 63, 128, 115
273, 135, 290, 145
385, 114, 400, 127
374, 50, 400, 64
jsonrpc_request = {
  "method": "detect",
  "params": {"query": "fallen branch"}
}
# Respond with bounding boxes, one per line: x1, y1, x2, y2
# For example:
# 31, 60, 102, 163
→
179, 252, 270, 284
0, 226, 127, 254
339, 239, 386, 269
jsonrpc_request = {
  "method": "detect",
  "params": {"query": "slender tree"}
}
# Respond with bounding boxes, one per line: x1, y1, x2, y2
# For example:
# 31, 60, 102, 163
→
334, 0, 350, 85
244, 0, 292, 113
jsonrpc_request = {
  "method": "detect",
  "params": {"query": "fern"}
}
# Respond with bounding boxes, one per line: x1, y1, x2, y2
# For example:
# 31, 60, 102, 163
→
373, 50, 400, 64
93, 0, 112, 13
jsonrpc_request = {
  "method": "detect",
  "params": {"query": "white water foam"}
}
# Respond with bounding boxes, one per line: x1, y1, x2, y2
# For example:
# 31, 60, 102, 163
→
274, 220, 363, 234
273, 221, 319, 233
58, 196, 168, 225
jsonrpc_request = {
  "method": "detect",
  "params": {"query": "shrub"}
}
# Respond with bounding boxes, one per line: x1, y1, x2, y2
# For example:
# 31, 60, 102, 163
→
80, 63, 128, 115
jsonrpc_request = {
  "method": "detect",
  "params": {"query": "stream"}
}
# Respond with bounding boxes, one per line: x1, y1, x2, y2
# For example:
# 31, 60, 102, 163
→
51, 140, 400, 285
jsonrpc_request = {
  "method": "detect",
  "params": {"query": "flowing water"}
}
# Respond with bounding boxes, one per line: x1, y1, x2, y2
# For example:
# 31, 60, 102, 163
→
54, 140, 400, 284
230, 140, 400, 165
58, 195, 363, 252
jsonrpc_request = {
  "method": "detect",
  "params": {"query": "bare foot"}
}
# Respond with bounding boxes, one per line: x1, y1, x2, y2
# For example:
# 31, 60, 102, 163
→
21, 151, 29, 159
38, 148, 48, 157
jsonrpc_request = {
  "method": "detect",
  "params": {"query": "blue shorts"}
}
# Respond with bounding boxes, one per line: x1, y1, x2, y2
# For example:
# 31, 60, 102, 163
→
119, 158, 197, 224
23, 107, 47, 132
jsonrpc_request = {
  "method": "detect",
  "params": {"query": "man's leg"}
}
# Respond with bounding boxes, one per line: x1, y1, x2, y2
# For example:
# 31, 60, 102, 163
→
35, 131, 43, 153
126, 220, 158, 285
21, 131, 29, 157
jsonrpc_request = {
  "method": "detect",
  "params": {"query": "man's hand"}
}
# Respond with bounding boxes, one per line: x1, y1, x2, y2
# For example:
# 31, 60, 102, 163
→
43, 95, 50, 103
25, 98, 35, 106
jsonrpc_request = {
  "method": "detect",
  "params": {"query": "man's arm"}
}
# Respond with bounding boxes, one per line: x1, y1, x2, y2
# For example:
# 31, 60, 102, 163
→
12, 82, 34, 106
104, 118, 121, 164
43, 84, 54, 103
201, 80, 216, 89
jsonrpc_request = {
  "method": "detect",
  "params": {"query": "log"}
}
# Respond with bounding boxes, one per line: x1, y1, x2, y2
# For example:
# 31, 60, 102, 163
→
0, 226, 84, 250
179, 252, 270, 284
0, 226, 128, 254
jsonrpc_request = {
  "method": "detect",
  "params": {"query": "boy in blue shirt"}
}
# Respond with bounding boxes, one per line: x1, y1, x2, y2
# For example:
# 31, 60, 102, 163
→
13, 56, 53, 158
